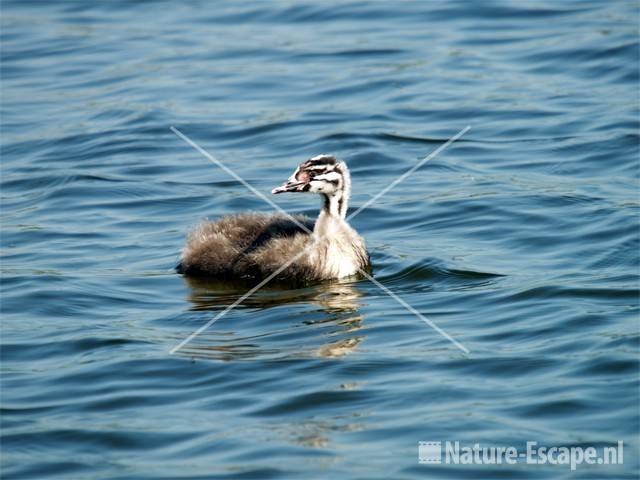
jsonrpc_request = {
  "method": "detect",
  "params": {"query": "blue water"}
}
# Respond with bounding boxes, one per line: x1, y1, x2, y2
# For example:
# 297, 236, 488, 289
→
1, 1, 639, 478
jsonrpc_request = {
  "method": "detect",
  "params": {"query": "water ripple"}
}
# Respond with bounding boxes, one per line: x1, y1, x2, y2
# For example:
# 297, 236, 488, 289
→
1, 0, 638, 479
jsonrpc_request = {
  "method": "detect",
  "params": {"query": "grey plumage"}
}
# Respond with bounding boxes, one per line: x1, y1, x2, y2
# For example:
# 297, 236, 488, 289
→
177, 155, 370, 283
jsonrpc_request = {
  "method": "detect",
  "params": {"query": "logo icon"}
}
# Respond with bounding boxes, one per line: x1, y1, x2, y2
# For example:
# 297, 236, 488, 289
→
419, 441, 442, 464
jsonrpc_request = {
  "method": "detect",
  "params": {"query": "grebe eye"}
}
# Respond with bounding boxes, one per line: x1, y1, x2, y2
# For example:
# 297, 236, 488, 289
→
296, 171, 311, 182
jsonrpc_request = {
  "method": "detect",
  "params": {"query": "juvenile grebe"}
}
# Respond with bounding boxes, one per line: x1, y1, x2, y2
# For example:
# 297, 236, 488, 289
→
177, 155, 370, 283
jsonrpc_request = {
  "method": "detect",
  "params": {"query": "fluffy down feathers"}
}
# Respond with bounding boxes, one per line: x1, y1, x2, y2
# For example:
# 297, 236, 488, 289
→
177, 212, 369, 283
178, 213, 312, 282
178, 157, 370, 283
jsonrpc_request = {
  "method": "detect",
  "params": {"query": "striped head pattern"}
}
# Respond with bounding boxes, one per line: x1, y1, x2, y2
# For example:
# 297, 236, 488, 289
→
272, 155, 350, 197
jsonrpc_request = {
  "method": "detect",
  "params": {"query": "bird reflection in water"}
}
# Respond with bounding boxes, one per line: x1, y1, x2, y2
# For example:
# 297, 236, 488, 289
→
177, 276, 366, 360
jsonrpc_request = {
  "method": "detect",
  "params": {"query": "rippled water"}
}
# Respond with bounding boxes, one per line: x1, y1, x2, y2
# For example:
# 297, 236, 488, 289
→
2, 1, 639, 478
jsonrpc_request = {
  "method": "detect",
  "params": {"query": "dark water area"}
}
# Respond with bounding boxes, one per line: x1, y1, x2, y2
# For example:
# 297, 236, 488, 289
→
1, 1, 639, 478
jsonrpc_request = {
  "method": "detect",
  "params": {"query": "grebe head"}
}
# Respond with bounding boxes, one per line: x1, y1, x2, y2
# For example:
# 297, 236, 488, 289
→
272, 154, 348, 196
272, 154, 351, 219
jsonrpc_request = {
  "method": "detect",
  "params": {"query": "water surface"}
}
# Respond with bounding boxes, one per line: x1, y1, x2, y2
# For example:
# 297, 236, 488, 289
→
1, 1, 639, 478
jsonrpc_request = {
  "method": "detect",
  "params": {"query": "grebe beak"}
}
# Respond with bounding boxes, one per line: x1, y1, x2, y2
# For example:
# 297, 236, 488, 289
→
272, 180, 306, 194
